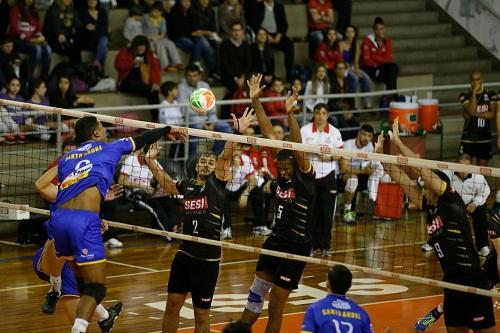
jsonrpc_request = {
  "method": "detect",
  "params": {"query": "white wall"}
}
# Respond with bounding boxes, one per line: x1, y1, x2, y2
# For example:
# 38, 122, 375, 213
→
434, 0, 500, 61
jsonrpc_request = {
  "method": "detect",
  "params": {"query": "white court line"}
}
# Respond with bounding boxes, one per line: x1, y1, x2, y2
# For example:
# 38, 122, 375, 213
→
149, 316, 161, 320
104, 299, 118, 303
107, 260, 159, 272
128, 312, 140, 316
132, 296, 144, 300
0, 240, 33, 247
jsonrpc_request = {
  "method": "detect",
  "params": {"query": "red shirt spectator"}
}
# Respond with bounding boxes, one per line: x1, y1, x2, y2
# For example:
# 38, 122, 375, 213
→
314, 28, 342, 70
114, 46, 161, 87
307, 0, 333, 31
230, 86, 249, 119
9, 4, 43, 41
262, 78, 286, 121
361, 34, 393, 68
244, 146, 277, 179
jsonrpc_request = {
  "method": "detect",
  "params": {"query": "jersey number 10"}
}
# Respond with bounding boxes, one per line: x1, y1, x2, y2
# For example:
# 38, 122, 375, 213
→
478, 118, 486, 127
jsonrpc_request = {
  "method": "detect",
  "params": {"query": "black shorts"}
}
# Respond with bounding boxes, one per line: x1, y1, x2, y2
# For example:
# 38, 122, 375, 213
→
167, 251, 220, 309
458, 141, 492, 160
256, 235, 310, 290
443, 279, 495, 329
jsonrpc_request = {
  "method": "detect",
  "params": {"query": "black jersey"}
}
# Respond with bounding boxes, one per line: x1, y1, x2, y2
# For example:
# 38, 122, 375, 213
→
270, 168, 315, 244
176, 173, 227, 260
487, 212, 500, 239
459, 89, 495, 141
424, 182, 483, 283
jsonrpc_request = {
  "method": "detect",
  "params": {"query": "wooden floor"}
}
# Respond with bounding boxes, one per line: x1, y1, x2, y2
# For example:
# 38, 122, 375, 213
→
2, 216, 499, 333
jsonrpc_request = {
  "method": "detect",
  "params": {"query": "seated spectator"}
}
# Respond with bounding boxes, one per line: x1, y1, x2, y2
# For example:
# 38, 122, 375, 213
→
0, 105, 21, 144
340, 124, 384, 223
167, 0, 214, 74
443, 153, 491, 256
249, 0, 294, 81
25, 79, 52, 141
262, 77, 287, 125
177, 64, 233, 155
218, 0, 246, 40
335, 111, 359, 140
314, 27, 342, 74
307, 0, 333, 57
361, 17, 398, 92
143, 2, 183, 72
118, 145, 179, 237
0, 36, 32, 96
43, 0, 82, 63
329, 61, 354, 112
250, 27, 275, 86
222, 143, 268, 239
123, 5, 144, 43
114, 35, 161, 121
226, 73, 250, 120
98, 0, 115, 13
220, 21, 251, 92
159, 81, 184, 159
304, 64, 330, 113
290, 78, 304, 114
242, 126, 277, 180
49, 74, 95, 109
9, 0, 51, 79
340, 24, 372, 108
77, 0, 109, 69
272, 123, 285, 141
0, 77, 26, 142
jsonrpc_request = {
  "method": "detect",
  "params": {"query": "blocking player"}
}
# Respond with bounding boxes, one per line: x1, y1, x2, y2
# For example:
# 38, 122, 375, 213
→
239, 74, 316, 333
144, 109, 255, 333
46, 116, 186, 333
377, 119, 495, 333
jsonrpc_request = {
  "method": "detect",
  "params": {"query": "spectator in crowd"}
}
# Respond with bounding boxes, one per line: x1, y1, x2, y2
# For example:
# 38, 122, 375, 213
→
177, 64, 233, 155
262, 77, 287, 125
44, 0, 83, 63
272, 123, 285, 141
98, 0, 116, 13
0, 77, 27, 142
304, 64, 330, 113
143, 2, 183, 72
222, 142, 268, 240
289, 78, 304, 114
334, 0, 352, 34
225, 72, 251, 120
243, 126, 277, 180
340, 24, 372, 108
307, 0, 333, 57
329, 61, 358, 139
9, 0, 51, 79
361, 17, 398, 92
0, 0, 9, 38
159, 81, 184, 159
220, 21, 252, 92
48, 74, 95, 109
118, 145, 179, 238
0, 36, 32, 96
123, 5, 144, 43
340, 124, 384, 223
301, 103, 343, 257
25, 79, 52, 141
193, 0, 220, 75
443, 153, 491, 257
77, 0, 109, 69
114, 35, 161, 120
314, 27, 342, 75
0, 105, 21, 144
249, 0, 294, 81
250, 27, 275, 85
218, 0, 246, 40
167, 0, 213, 74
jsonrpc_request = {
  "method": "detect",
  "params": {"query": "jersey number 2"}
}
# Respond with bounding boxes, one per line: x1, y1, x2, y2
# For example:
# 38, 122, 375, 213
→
332, 319, 353, 333
192, 220, 198, 235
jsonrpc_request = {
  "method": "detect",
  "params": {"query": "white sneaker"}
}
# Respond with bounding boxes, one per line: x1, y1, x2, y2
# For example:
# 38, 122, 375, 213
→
221, 228, 232, 240
105, 238, 123, 248
478, 246, 490, 257
421, 243, 433, 252
253, 226, 272, 236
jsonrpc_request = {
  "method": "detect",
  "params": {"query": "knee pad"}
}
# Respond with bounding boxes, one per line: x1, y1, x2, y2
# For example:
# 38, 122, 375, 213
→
245, 276, 272, 314
345, 177, 358, 193
82, 283, 106, 305
76, 277, 85, 294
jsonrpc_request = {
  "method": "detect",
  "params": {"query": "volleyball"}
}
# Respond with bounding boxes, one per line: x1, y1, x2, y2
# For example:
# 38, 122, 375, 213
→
190, 88, 216, 114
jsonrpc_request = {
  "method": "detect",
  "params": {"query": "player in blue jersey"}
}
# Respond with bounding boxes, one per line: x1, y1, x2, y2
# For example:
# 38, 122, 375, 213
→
301, 265, 374, 333
45, 115, 186, 333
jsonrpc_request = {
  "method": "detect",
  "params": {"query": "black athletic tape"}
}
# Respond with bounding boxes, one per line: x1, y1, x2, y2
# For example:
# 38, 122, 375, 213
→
132, 126, 171, 151
76, 277, 85, 294
82, 282, 107, 304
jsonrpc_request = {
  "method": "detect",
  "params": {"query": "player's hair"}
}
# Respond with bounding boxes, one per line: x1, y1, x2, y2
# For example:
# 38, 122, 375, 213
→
457, 153, 472, 162
469, 70, 483, 80
360, 124, 374, 134
313, 103, 329, 113
328, 264, 352, 295
230, 20, 243, 29
433, 170, 451, 187
185, 63, 201, 74
373, 16, 385, 28
276, 149, 294, 162
222, 321, 251, 333
75, 116, 99, 145
160, 81, 177, 96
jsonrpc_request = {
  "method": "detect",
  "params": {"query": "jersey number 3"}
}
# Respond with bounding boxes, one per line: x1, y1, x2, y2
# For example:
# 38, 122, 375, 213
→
332, 319, 353, 333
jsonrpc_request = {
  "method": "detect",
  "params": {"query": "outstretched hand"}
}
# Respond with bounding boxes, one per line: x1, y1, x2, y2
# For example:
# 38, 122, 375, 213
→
231, 107, 256, 134
374, 132, 385, 154
145, 142, 161, 161
285, 87, 299, 113
388, 117, 401, 144
105, 184, 124, 201
247, 74, 266, 100
167, 127, 188, 142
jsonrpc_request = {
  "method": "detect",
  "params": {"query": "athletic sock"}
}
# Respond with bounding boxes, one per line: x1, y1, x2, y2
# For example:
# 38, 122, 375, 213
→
71, 318, 89, 333
96, 304, 109, 322
436, 303, 443, 314
50, 275, 62, 295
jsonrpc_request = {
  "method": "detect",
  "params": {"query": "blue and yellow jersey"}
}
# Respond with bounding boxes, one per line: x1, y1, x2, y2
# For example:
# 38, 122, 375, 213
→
55, 138, 135, 206
301, 295, 374, 333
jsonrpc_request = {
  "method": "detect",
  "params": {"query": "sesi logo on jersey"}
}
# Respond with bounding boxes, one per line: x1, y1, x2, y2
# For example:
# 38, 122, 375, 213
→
276, 186, 295, 200
184, 196, 208, 211
427, 215, 444, 235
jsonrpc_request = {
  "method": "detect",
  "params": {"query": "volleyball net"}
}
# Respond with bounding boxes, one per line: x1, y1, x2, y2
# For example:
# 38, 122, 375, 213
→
1, 98, 500, 299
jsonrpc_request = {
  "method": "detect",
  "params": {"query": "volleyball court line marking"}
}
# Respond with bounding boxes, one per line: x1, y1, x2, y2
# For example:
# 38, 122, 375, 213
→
107, 260, 159, 272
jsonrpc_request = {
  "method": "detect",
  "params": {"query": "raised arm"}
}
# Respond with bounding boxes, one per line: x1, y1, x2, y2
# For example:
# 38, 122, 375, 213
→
248, 74, 276, 139
144, 143, 180, 195
286, 88, 312, 172
132, 126, 187, 152
35, 165, 59, 202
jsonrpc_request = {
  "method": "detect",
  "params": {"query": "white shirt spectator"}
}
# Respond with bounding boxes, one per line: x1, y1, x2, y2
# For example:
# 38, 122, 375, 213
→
159, 99, 184, 126
120, 154, 168, 197
304, 80, 329, 112
443, 171, 490, 207
177, 79, 217, 126
343, 138, 374, 169
123, 17, 144, 43
226, 153, 264, 192
301, 122, 343, 178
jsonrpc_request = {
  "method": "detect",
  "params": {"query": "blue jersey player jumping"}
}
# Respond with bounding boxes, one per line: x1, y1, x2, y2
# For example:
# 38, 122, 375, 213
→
45, 116, 186, 333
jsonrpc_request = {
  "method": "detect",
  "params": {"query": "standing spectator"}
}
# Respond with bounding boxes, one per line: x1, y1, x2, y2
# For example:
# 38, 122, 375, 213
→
262, 77, 287, 125
0, 36, 32, 96
340, 124, 384, 223
0, 0, 9, 39
177, 64, 233, 155
250, 27, 275, 85
159, 81, 184, 159
9, 0, 51, 79
307, 0, 333, 57
333, 0, 351, 33
340, 24, 372, 108
304, 64, 330, 113
77, 0, 109, 69
43, 0, 82, 63
361, 17, 398, 91
218, 0, 246, 40
220, 21, 252, 92
301, 103, 343, 257
114, 35, 161, 120
123, 5, 144, 43
143, 2, 183, 72
48, 75, 95, 109
313, 27, 342, 74
250, 0, 294, 81
443, 154, 491, 256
